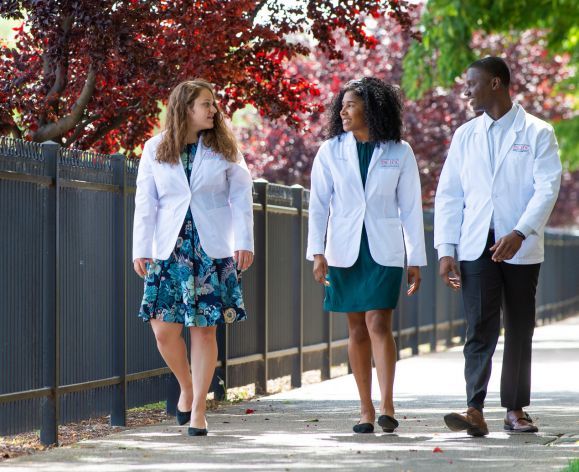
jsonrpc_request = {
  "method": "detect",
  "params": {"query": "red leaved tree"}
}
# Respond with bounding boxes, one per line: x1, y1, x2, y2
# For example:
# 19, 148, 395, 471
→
236, 19, 576, 225
0, 0, 418, 155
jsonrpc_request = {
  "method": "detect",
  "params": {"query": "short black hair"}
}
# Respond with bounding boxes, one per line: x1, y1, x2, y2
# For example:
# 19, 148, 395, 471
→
468, 56, 511, 87
326, 77, 403, 142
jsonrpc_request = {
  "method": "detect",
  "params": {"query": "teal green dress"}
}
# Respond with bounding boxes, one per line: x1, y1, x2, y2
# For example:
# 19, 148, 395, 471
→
324, 141, 403, 312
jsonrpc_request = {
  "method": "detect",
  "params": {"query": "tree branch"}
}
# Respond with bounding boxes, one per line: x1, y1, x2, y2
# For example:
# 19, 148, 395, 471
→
80, 113, 127, 149
32, 66, 96, 142
40, 15, 73, 126
63, 113, 101, 147
46, 15, 73, 101
76, 96, 142, 148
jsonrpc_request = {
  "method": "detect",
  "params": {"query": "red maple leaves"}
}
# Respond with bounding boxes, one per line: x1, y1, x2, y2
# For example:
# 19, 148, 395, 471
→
0, 0, 417, 155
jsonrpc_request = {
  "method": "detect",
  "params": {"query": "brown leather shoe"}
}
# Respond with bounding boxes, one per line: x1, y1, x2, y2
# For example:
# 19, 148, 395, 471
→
504, 411, 538, 433
444, 407, 489, 437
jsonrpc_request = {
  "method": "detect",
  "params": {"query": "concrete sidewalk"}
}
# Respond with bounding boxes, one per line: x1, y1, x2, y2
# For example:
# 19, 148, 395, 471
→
2, 316, 578, 471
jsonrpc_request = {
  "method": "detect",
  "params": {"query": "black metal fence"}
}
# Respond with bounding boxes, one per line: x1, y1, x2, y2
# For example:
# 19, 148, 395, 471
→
1, 137, 578, 445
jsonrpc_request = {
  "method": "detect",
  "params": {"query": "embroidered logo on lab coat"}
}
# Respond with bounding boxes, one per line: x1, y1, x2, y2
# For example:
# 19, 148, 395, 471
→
512, 144, 531, 152
203, 151, 221, 160
379, 159, 399, 168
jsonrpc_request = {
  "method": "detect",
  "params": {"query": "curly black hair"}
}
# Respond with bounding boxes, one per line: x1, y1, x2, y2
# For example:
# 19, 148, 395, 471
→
326, 77, 403, 142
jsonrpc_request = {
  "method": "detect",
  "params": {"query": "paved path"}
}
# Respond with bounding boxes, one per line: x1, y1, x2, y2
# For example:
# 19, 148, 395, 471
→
2, 316, 579, 471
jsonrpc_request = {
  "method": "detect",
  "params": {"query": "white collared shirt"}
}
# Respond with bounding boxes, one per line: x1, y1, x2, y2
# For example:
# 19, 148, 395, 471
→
484, 103, 518, 173
485, 104, 518, 231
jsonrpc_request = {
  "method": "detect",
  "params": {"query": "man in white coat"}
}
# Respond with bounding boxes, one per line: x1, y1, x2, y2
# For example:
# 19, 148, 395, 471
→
434, 57, 562, 436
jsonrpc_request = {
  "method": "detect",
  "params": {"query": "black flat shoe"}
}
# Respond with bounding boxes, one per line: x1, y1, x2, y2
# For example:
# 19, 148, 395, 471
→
377, 415, 399, 433
353, 422, 374, 434
176, 408, 192, 426
188, 427, 208, 436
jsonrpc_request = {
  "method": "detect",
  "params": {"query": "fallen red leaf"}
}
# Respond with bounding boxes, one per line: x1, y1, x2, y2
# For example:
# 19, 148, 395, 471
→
433, 447, 443, 453
245, 408, 255, 414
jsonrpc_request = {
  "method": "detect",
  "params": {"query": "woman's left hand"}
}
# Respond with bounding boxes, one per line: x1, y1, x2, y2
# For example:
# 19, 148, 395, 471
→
234, 250, 254, 272
407, 266, 422, 295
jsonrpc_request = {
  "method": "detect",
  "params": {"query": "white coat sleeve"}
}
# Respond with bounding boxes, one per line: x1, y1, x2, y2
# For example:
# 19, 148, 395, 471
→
227, 154, 254, 253
306, 144, 333, 260
132, 141, 158, 261
514, 127, 562, 235
397, 145, 427, 266
434, 131, 464, 255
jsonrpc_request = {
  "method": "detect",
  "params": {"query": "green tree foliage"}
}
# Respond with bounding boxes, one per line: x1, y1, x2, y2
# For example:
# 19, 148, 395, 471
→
402, 0, 579, 98
402, 0, 579, 171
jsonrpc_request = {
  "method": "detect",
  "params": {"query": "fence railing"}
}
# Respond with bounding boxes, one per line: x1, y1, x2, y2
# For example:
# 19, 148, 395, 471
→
1, 137, 578, 445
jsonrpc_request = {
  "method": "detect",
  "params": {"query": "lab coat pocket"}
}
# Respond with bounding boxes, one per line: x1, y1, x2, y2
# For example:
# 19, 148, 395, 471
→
153, 208, 179, 259
506, 150, 534, 186
207, 206, 233, 236
200, 187, 229, 210
377, 217, 404, 258
375, 168, 400, 196
200, 158, 227, 185
155, 208, 174, 231
154, 161, 181, 193
326, 215, 355, 260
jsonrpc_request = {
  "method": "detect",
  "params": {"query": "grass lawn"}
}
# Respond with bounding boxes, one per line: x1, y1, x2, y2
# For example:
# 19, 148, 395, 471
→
561, 459, 579, 472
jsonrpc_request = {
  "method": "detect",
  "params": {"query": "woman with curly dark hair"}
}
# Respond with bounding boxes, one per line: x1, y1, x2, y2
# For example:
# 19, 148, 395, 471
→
307, 77, 426, 434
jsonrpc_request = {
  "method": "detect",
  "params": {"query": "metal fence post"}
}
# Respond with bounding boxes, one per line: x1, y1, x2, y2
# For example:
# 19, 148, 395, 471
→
40, 140, 59, 446
448, 294, 455, 348
212, 325, 228, 400
254, 179, 269, 394
110, 153, 127, 426
395, 304, 402, 359
431, 284, 438, 353
412, 301, 420, 356
323, 313, 332, 380
166, 375, 179, 417
291, 185, 304, 388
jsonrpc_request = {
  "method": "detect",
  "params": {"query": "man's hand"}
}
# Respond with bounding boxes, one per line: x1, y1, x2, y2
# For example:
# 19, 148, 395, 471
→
489, 231, 524, 262
313, 254, 329, 286
407, 266, 422, 295
134, 258, 152, 278
234, 250, 254, 272
439, 256, 461, 291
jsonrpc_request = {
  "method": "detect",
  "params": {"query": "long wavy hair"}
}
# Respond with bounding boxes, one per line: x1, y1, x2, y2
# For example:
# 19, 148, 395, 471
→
326, 77, 403, 142
156, 79, 239, 163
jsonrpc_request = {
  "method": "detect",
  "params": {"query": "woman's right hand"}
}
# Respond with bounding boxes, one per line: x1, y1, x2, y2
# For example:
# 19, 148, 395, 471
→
134, 258, 153, 278
313, 254, 329, 285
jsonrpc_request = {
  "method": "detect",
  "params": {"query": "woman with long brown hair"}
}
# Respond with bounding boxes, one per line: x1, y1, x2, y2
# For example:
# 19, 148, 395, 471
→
133, 79, 254, 436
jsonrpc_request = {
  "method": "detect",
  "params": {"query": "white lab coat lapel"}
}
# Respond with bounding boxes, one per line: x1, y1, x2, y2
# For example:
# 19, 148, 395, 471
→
344, 132, 364, 194
174, 151, 189, 188
473, 117, 493, 179
366, 141, 390, 177
188, 134, 205, 189
493, 106, 526, 177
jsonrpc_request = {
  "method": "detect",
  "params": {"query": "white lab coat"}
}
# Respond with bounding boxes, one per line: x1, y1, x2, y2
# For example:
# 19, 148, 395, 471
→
434, 104, 562, 264
307, 132, 427, 268
132, 133, 254, 261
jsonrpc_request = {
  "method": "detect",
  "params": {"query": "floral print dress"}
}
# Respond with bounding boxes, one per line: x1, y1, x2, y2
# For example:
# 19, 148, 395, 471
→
138, 143, 247, 327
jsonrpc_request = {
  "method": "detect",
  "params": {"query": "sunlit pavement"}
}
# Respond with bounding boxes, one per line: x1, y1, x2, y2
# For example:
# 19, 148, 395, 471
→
2, 316, 578, 471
